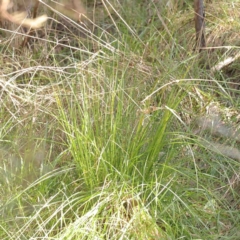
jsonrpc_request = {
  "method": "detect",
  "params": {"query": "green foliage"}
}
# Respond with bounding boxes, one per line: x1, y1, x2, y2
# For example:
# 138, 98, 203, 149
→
0, 0, 240, 239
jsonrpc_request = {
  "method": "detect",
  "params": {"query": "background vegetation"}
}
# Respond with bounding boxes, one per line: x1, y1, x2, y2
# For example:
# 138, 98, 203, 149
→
0, 0, 240, 239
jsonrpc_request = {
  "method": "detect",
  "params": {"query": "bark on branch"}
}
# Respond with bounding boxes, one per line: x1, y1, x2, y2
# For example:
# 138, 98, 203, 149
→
194, 0, 206, 52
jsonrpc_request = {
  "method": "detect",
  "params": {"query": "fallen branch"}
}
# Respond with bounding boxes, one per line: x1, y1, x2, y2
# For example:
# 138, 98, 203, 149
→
204, 141, 240, 162
195, 115, 240, 143
210, 51, 240, 73
195, 114, 240, 161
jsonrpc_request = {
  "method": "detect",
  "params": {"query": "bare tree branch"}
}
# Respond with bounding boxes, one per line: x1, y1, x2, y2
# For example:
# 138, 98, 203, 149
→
194, 0, 206, 52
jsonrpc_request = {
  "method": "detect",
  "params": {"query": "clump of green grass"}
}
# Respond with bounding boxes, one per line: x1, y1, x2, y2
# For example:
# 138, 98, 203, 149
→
0, 0, 240, 239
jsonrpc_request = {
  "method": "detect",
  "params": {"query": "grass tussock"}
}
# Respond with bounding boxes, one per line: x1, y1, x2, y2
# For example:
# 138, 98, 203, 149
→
0, 0, 240, 239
